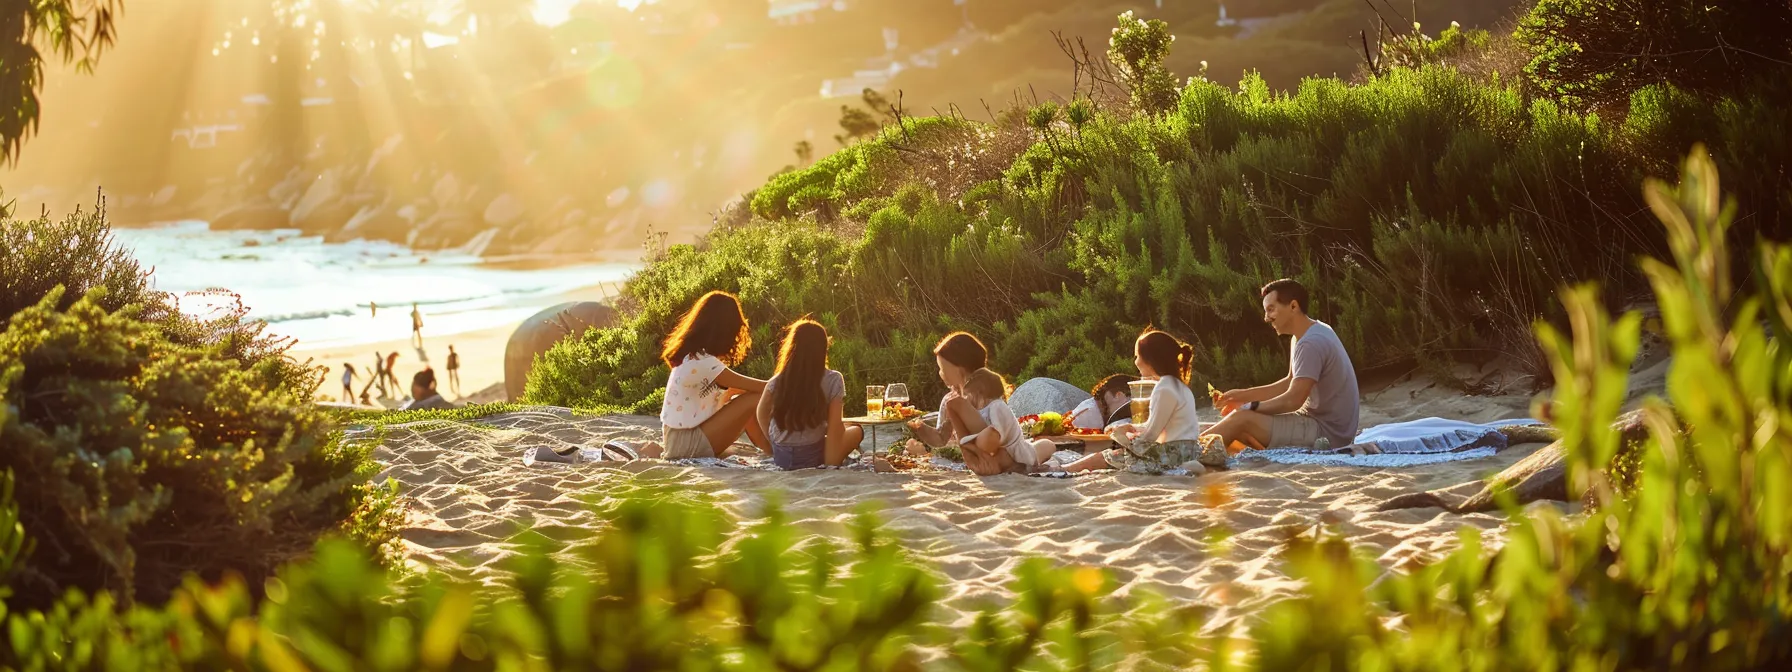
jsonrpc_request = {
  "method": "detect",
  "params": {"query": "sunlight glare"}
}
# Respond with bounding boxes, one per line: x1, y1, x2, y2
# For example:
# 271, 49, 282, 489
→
533, 0, 579, 26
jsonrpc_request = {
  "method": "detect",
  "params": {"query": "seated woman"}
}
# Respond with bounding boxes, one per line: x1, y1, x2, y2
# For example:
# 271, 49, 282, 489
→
1058, 330, 1216, 475
641, 290, 773, 459
905, 332, 987, 454
1069, 374, 1138, 431
755, 319, 864, 469
955, 368, 1058, 475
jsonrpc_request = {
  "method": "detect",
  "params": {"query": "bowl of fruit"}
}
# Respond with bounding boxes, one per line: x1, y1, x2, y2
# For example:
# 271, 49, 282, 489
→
1018, 412, 1066, 438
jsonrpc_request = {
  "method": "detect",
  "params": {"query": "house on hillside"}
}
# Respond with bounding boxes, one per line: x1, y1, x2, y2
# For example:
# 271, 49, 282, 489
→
769, 0, 848, 25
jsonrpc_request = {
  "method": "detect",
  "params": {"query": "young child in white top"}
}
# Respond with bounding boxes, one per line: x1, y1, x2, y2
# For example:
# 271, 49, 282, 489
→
959, 369, 1057, 474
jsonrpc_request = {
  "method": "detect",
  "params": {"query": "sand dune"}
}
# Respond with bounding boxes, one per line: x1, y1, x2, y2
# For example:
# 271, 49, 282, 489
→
355, 373, 1567, 630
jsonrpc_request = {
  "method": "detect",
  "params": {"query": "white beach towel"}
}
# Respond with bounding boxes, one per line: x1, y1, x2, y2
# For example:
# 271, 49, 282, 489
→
1243, 417, 1544, 468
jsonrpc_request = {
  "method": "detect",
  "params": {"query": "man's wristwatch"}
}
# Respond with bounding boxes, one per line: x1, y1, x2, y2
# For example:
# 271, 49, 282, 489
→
1248, 401, 1260, 412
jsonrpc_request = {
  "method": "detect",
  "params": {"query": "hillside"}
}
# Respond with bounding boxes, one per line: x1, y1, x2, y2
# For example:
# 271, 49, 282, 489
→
6, 0, 1522, 255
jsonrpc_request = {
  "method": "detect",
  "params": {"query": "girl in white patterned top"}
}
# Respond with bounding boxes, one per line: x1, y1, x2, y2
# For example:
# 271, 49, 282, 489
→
1057, 330, 1213, 475
640, 291, 773, 459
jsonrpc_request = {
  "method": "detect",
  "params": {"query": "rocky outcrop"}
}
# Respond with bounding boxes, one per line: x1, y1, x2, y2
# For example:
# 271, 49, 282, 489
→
211, 202, 289, 230
1009, 378, 1091, 418
505, 302, 620, 401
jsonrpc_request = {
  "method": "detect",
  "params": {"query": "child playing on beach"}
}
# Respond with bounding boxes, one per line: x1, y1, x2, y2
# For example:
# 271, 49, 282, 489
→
1058, 330, 1218, 475
639, 290, 773, 459
1069, 373, 1138, 430
340, 363, 357, 402
955, 368, 1058, 475
755, 319, 864, 470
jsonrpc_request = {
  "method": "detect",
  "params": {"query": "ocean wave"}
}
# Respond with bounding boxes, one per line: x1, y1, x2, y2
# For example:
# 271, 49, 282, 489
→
261, 283, 596, 323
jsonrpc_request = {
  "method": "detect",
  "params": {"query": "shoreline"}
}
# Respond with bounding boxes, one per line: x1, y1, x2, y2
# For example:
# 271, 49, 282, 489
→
292, 281, 618, 405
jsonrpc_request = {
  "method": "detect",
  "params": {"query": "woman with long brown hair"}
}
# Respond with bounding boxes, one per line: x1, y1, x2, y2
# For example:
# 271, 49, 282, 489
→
1058, 330, 1212, 474
905, 331, 990, 453
754, 319, 864, 469
644, 290, 772, 459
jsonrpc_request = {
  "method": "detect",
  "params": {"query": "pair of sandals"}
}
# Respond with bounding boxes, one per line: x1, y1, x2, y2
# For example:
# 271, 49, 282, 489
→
535, 440, 641, 464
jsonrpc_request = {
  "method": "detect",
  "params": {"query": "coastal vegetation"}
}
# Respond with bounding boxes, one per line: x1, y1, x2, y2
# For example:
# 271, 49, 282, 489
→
0, 203, 402, 609
529, 1, 1792, 412
2, 0, 1790, 669
4, 144, 1789, 670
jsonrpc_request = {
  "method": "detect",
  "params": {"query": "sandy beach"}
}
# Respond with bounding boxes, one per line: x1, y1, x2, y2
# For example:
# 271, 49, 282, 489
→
292, 282, 617, 405
353, 369, 1572, 633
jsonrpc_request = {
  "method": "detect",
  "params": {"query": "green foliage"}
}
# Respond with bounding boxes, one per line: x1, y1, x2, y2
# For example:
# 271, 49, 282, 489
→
0, 0, 121, 163
1223, 147, 1792, 670
537, 8, 1792, 413
1380, 22, 1493, 71
0, 288, 385, 608
10, 151, 1792, 670
1516, 0, 1792, 107
0, 199, 152, 319
1107, 11, 1180, 115
0, 207, 394, 610
0, 484, 1209, 670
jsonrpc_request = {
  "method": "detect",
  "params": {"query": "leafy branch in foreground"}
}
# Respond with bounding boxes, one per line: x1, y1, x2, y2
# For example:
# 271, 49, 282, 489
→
1228, 145, 1792, 670
0, 483, 1211, 670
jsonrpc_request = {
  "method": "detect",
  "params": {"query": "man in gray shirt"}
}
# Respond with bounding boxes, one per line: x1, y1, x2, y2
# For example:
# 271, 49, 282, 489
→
1209, 279, 1361, 450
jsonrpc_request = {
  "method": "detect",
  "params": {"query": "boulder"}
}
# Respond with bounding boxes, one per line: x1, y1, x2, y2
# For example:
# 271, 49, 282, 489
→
211, 202, 290, 230
431, 173, 464, 208
291, 198, 357, 236
1377, 411, 1651, 513
408, 209, 481, 249
505, 302, 620, 401
289, 169, 344, 229
1008, 377, 1091, 418
327, 206, 411, 243
484, 192, 525, 227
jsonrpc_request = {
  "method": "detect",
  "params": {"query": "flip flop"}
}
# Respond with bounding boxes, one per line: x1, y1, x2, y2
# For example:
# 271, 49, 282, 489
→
602, 440, 640, 460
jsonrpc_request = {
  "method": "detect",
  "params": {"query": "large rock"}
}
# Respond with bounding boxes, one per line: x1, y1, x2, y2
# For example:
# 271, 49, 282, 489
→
289, 169, 344, 232
327, 206, 411, 243
484, 192, 525, 227
1377, 411, 1651, 513
505, 302, 620, 401
1008, 377, 1091, 418
211, 202, 289, 230
408, 209, 482, 249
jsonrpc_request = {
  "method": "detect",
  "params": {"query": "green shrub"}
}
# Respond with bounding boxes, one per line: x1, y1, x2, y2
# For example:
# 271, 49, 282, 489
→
6, 149, 1792, 669
0, 199, 153, 319
0, 481, 1210, 670
0, 208, 395, 609
535, 10, 1790, 414
1517, 0, 1792, 107
1224, 146, 1792, 669
1108, 11, 1181, 115
0, 288, 391, 608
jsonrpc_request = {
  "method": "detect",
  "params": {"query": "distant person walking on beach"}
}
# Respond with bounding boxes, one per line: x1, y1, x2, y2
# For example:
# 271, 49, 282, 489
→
340, 363, 357, 402
370, 301, 378, 318
372, 352, 388, 396
411, 303, 424, 347
385, 352, 402, 393
446, 345, 461, 396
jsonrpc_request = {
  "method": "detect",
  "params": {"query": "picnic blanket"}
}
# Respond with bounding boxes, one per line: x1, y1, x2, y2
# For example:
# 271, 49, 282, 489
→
522, 444, 969, 473
1242, 417, 1543, 468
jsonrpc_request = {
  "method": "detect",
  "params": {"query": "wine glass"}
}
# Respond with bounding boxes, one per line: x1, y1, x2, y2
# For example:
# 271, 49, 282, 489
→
885, 383, 909, 417
866, 385, 885, 418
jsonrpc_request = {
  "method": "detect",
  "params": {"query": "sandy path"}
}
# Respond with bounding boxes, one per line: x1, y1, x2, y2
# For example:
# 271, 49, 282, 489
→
358, 377, 1559, 630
